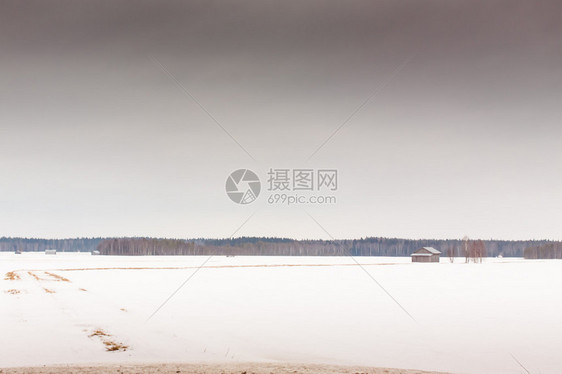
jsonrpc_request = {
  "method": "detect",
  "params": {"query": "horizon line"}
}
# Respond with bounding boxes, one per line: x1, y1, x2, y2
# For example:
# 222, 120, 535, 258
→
1, 235, 560, 243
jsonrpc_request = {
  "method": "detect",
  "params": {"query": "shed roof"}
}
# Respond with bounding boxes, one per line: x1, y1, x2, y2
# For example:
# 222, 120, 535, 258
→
412, 247, 441, 255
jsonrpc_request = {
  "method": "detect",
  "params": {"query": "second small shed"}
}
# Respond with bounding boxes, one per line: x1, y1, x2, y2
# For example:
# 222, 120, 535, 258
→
411, 247, 441, 263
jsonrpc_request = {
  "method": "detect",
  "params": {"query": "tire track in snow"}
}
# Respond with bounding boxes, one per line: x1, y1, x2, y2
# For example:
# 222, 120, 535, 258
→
15, 261, 406, 274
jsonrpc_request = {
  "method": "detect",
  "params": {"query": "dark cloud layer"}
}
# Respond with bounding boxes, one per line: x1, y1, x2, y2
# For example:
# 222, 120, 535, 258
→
1, 1, 561, 239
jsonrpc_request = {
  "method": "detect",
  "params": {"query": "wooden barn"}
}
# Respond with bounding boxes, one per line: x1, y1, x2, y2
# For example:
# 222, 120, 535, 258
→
411, 247, 441, 263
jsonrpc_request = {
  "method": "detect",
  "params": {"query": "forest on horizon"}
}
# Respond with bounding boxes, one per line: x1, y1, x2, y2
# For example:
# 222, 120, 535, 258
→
1, 236, 560, 258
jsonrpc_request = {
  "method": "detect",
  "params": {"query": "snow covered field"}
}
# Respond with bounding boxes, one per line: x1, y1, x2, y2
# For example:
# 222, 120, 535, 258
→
1, 253, 561, 374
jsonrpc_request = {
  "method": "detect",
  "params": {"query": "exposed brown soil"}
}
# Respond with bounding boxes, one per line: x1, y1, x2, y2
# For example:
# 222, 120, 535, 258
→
0, 362, 454, 374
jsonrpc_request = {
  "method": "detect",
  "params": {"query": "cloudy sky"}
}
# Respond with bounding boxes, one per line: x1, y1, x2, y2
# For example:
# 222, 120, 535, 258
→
1, 0, 561, 240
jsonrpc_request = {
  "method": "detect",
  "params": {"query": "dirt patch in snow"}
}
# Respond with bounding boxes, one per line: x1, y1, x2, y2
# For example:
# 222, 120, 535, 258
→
0, 362, 454, 374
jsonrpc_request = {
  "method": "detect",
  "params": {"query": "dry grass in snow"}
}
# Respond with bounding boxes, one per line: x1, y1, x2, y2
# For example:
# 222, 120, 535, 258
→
88, 329, 128, 352
4, 272, 20, 281
102, 341, 129, 352
44, 272, 71, 282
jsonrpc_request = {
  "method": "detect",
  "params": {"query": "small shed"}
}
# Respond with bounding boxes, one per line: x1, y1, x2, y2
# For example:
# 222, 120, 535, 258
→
411, 247, 441, 263
45, 249, 57, 255
91, 250, 101, 256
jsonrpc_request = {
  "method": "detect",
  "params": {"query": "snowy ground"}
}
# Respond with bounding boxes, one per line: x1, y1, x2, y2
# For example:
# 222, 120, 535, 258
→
1, 253, 561, 374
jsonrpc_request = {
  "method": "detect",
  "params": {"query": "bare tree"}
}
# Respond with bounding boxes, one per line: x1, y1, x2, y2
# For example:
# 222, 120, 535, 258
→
447, 245, 455, 263
466, 239, 486, 263
463, 236, 470, 263
477, 240, 486, 263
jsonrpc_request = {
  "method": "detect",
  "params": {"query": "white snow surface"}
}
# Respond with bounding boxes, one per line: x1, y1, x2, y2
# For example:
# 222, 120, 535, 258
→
1, 253, 561, 374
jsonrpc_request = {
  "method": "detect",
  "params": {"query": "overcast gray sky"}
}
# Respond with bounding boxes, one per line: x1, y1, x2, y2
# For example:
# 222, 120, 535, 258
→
1, 0, 561, 240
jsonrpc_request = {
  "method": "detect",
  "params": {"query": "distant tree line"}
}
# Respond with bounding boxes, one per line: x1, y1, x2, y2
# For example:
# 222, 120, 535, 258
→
2, 236, 558, 257
97, 237, 347, 256
98, 237, 554, 257
523, 242, 562, 259
344, 237, 546, 258
0, 237, 104, 252
98, 238, 196, 256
